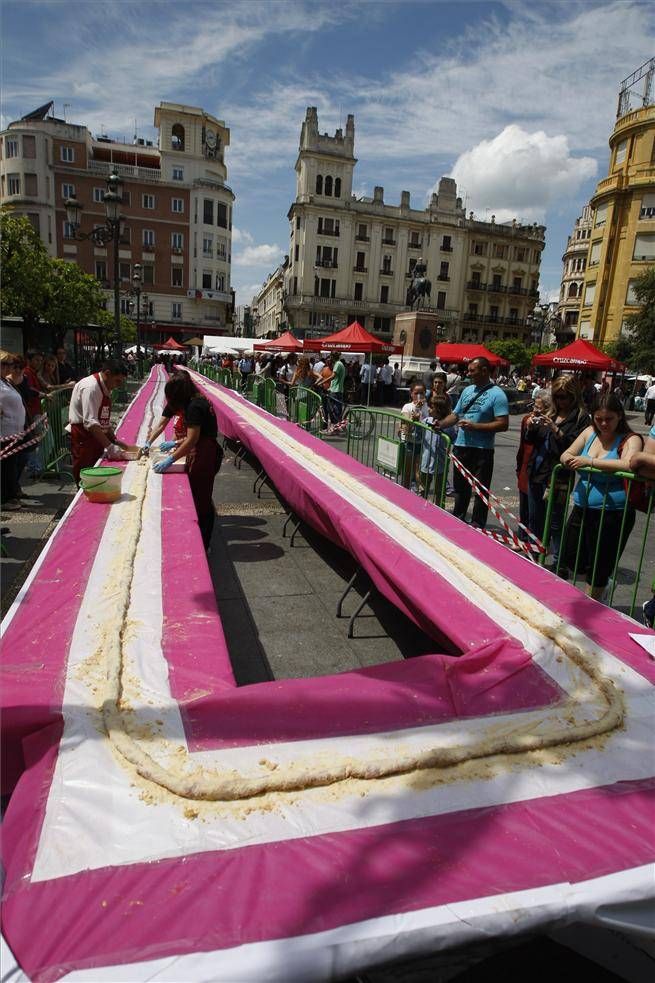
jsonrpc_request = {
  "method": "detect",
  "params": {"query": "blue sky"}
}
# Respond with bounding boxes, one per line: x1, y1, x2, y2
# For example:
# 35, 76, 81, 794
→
3, 0, 655, 306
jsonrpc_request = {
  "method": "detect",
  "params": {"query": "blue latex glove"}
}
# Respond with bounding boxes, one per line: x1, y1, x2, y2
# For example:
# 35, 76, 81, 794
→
143, 441, 151, 450
159, 439, 177, 451
153, 455, 175, 474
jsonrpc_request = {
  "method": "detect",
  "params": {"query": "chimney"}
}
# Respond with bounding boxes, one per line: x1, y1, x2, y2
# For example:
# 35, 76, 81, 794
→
373, 186, 384, 203
400, 190, 410, 208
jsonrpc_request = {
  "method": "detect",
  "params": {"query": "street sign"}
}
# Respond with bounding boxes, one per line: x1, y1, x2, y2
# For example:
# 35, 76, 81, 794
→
375, 435, 401, 475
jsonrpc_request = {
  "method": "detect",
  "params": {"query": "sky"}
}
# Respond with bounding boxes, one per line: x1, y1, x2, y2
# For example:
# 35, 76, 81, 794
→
3, 0, 655, 308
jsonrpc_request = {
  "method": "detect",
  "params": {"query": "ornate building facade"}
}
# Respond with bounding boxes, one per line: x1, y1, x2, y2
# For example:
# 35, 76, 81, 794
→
283, 107, 544, 342
0, 100, 235, 340
557, 204, 592, 338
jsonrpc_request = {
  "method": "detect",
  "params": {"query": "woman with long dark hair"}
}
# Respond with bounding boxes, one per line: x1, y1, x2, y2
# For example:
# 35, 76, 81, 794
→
559, 392, 642, 600
152, 374, 223, 549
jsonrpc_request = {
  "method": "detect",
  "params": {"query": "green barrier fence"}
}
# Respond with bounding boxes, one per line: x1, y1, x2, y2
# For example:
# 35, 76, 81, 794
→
541, 462, 654, 616
40, 388, 74, 478
343, 406, 452, 509
287, 386, 324, 437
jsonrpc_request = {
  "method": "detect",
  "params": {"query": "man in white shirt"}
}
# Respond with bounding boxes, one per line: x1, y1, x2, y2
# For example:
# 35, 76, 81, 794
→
379, 359, 394, 405
359, 359, 373, 404
68, 360, 131, 484
644, 381, 655, 426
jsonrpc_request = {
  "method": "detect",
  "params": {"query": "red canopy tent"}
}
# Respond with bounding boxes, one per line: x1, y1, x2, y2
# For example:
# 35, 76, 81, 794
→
157, 337, 188, 351
304, 322, 404, 405
435, 342, 509, 368
253, 331, 303, 353
531, 339, 626, 373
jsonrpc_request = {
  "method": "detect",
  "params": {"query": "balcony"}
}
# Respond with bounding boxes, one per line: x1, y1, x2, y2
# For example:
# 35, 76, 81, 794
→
382, 238, 396, 246
488, 283, 506, 293
317, 226, 340, 237
507, 285, 527, 296
315, 259, 338, 268
466, 280, 486, 290
408, 240, 422, 250
355, 234, 370, 242
441, 244, 453, 252
353, 265, 368, 273
379, 267, 394, 276
437, 275, 450, 282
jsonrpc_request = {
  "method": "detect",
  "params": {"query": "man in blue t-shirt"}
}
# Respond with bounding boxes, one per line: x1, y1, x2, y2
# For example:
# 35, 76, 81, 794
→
436, 356, 509, 528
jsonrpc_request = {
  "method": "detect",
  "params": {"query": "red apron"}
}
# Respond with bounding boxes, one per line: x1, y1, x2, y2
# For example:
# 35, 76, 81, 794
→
173, 414, 187, 441
71, 373, 112, 485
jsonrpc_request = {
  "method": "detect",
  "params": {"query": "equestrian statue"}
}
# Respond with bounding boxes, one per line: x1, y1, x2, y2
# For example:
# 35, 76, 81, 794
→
405, 257, 431, 310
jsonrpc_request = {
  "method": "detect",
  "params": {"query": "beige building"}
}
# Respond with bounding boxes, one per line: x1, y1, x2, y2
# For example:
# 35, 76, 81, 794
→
252, 258, 288, 337
557, 204, 593, 338
284, 107, 544, 342
0, 100, 235, 341
578, 96, 655, 345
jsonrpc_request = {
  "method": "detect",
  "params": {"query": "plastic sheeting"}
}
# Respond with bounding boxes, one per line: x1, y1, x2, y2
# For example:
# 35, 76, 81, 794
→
1, 369, 654, 982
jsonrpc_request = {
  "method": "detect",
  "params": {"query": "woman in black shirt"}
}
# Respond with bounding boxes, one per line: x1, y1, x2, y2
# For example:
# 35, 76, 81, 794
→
153, 374, 222, 548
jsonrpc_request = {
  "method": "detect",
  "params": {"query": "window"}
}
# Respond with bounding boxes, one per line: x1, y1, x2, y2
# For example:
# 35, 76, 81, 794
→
626, 279, 638, 305
119, 262, 131, 281
508, 307, 518, 322
172, 197, 184, 213
62, 183, 75, 200
319, 277, 335, 298
513, 276, 523, 291
203, 234, 213, 257
439, 261, 450, 281
171, 124, 185, 152
294, 244, 299, 262
334, 177, 341, 197
491, 273, 502, 289
408, 257, 417, 276
441, 235, 452, 251
23, 135, 36, 158
95, 260, 107, 281
203, 199, 214, 224
173, 167, 184, 181
121, 226, 131, 244
354, 282, 363, 301
515, 247, 526, 262
216, 237, 227, 258
93, 187, 105, 203
409, 231, 421, 247
215, 273, 225, 291
26, 213, 39, 233
614, 139, 627, 166
202, 270, 212, 289
493, 243, 507, 259
633, 233, 655, 261
6, 138, 19, 158
142, 264, 154, 284
171, 267, 183, 287
468, 303, 478, 317
171, 231, 183, 250
172, 302, 182, 319
143, 229, 155, 247
583, 282, 596, 306
120, 298, 132, 315
324, 175, 333, 196
471, 271, 481, 287
380, 285, 389, 304
436, 291, 446, 310
25, 173, 37, 196
357, 223, 368, 240
589, 241, 602, 265
60, 146, 74, 162
472, 240, 486, 256
568, 283, 578, 298
316, 174, 323, 195
355, 251, 366, 271
373, 316, 391, 333
382, 254, 392, 273
142, 193, 155, 209
640, 193, 655, 218
122, 189, 131, 206
383, 227, 395, 244
217, 202, 228, 228
489, 305, 499, 321
595, 202, 608, 227
63, 220, 76, 239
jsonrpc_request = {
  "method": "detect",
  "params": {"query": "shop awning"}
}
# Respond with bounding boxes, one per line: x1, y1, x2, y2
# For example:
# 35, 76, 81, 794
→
531, 339, 626, 372
436, 343, 509, 367
303, 321, 403, 354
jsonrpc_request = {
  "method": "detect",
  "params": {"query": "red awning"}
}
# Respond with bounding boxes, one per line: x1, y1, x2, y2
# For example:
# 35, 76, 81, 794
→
303, 321, 404, 355
531, 339, 625, 372
435, 343, 509, 368
158, 336, 188, 350
254, 331, 303, 353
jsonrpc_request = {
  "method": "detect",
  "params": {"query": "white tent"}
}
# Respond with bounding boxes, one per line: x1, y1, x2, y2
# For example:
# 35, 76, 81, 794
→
202, 336, 261, 353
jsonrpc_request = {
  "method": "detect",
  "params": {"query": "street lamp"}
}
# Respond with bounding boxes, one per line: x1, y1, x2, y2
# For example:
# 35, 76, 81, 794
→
65, 169, 126, 357
527, 302, 557, 353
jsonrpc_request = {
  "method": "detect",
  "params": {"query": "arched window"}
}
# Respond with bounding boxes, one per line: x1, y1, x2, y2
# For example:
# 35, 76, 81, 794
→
316, 174, 323, 195
324, 175, 333, 196
568, 282, 578, 298
171, 124, 185, 151
334, 177, 341, 198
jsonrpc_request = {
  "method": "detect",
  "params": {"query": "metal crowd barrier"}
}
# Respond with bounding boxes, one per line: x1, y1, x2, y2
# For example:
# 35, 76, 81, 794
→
287, 386, 324, 437
541, 462, 654, 616
40, 388, 74, 478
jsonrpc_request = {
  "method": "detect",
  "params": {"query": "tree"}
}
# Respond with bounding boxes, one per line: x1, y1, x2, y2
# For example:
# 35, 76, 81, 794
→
624, 267, 655, 374
486, 340, 532, 372
45, 259, 107, 349
602, 337, 636, 367
96, 310, 136, 346
0, 211, 50, 341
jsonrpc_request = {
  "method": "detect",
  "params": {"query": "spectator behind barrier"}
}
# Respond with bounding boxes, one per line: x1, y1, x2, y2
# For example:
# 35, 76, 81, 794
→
559, 393, 643, 601
419, 394, 457, 498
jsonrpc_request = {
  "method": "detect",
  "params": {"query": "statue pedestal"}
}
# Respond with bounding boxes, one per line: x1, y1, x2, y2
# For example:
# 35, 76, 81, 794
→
393, 312, 443, 358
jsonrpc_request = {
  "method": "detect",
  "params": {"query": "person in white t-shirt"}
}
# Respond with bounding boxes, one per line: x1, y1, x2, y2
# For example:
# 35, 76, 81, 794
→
399, 382, 429, 488
359, 359, 373, 404
644, 381, 655, 426
379, 359, 394, 405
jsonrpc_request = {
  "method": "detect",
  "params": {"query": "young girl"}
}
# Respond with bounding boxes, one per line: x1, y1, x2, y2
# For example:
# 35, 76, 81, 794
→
559, 393, 642, 600
419, 394, 457, 500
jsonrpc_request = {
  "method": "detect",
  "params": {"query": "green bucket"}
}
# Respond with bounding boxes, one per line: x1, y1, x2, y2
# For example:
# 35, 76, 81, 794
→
80, 466, 123, 503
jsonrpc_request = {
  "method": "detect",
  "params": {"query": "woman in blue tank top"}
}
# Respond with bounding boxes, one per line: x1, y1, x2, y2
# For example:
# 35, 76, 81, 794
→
559, 393, 642, 601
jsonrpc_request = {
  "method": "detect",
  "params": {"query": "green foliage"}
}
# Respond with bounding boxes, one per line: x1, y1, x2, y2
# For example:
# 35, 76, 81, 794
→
486, 340, 532, 372
46, 259, 106, 348
96, 310, 136, 345
0, 211, 50, 331
602, 337, 636, 366
624, 267, 655, 374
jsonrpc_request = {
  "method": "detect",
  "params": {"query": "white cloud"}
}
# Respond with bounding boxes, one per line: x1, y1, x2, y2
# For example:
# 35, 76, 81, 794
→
231, 227, 254, 245
448, 125, 597, 223
233, 243, 284, 267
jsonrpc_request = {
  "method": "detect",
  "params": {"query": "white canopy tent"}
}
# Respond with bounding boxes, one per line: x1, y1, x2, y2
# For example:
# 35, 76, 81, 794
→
203, 336, 261, 353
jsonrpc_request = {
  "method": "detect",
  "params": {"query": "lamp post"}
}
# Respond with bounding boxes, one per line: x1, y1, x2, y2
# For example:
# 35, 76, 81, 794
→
527, 302, 558, 354
65, 169, 126, 358
132, 263, 143, 375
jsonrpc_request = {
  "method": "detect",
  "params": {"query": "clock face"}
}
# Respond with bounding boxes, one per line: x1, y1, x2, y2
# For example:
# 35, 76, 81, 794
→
205, 129, 217, 149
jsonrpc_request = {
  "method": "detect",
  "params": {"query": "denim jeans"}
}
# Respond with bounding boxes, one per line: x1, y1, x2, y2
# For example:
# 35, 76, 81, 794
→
527, 480, 547, 541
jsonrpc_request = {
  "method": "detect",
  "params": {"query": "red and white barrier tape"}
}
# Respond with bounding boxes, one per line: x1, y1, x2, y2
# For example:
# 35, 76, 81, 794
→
449, 451, 546, 558
0, 417, 49, 460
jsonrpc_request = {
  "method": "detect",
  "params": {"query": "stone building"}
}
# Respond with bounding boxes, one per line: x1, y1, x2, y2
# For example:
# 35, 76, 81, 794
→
0, 100, 235, 341
283, 107, 544, 343
252, 257, 289, 337
578, 69, 655, 345
557, 204, 593, 338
